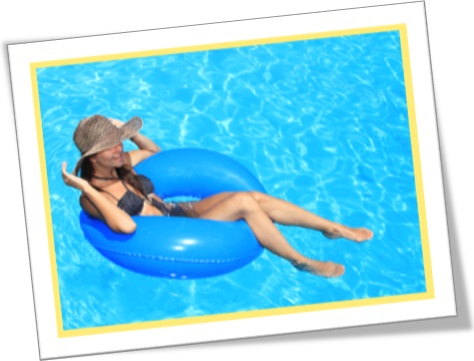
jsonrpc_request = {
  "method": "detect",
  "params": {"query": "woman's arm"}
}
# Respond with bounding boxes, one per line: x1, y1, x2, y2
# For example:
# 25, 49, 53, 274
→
62, 162, 137, 233
127, 132, 160, 166
110, 118, 161, 167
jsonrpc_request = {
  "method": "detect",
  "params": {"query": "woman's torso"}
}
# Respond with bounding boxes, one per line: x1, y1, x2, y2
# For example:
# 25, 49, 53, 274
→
92, 174, 189, 217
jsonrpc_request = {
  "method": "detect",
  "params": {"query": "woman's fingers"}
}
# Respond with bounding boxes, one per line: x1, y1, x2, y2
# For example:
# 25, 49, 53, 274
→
61, 162, 83, 189
61, 162, 68, 180
109, 118, 124, 127
61, 162, 73, 186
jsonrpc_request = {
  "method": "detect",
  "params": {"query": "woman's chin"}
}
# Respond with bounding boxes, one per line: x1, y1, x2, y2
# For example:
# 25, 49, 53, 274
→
114, 155, 124, 167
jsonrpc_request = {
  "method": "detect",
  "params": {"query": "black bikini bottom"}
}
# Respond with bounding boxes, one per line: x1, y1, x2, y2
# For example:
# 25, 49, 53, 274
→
160, 202, 197, 218
166, 203, 188, 217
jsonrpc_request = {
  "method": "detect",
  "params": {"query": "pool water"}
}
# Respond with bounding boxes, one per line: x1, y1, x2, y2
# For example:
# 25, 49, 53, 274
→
36, 30, 426, 330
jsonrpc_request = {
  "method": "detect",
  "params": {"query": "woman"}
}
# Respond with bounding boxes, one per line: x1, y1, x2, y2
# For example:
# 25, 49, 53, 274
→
62, 115, 373, 278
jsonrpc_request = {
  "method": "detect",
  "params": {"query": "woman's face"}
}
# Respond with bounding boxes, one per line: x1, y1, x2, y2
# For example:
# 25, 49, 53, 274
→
90, 143, 124, 169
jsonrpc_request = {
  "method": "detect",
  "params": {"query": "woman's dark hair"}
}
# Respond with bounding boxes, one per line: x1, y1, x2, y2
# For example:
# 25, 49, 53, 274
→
80, 157, 148, 197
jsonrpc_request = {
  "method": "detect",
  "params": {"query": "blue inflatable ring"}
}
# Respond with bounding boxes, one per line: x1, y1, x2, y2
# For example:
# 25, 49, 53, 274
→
79, 148, 265, 279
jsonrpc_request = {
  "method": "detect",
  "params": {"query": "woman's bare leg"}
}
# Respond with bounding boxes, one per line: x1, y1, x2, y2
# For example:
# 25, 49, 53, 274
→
196, 192, 345, 277
193, 191, 373, 242
248, 191, 373, 242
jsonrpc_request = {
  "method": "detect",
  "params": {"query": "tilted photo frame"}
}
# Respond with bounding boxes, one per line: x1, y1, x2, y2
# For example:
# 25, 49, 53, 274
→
8, 2, 455, 359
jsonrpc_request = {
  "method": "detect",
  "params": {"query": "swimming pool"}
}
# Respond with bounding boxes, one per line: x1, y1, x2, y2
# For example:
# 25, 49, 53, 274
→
36, 29, 427, 331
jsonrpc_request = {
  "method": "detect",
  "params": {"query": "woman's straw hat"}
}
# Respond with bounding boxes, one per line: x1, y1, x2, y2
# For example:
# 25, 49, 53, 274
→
72, 114, 142, 175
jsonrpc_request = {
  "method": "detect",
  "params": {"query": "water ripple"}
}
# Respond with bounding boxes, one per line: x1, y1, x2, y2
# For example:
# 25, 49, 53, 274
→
37, 30, 425, 329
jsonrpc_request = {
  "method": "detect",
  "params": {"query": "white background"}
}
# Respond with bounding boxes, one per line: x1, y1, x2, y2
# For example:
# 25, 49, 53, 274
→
1, 0, 471, 360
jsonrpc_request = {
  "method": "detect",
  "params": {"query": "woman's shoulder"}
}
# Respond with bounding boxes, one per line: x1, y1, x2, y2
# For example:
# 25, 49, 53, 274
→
79, 182, 121, 216
79, 193, 103, 220
135, 174, 154, 194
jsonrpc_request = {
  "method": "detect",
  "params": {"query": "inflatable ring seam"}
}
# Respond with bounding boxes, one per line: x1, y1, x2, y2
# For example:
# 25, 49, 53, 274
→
94, 245, 255, 265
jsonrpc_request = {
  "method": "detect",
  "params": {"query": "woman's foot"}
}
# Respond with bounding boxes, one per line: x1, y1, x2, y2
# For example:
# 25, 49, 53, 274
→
323, 225, 373, 243
293, 259, 345, 278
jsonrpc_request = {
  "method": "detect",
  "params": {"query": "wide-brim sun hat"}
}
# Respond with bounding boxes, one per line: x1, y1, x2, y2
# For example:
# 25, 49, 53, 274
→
72, 114, 143, 175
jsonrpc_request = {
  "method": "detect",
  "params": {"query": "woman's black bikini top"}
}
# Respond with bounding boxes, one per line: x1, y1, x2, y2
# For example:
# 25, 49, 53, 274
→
98, 175, 170, 216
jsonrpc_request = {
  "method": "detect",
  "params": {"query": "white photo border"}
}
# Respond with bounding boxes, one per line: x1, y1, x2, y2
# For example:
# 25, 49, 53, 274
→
8, 2, 455, 359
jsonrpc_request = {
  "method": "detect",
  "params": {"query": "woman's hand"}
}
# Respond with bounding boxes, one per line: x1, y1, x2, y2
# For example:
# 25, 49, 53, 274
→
109, 118, 125, 128
108, 116, 161, 166
62, 162, 90, 192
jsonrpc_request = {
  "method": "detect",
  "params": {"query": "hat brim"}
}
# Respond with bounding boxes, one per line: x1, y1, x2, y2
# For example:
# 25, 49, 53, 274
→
72, 116, 143, 175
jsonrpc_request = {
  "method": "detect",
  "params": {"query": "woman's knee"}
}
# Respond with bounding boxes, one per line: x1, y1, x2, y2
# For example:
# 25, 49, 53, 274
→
248, 191, 271, 205
231, 192, 261, 215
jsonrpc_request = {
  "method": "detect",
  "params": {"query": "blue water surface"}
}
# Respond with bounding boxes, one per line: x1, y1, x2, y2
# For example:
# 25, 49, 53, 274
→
36, 30, 426, 330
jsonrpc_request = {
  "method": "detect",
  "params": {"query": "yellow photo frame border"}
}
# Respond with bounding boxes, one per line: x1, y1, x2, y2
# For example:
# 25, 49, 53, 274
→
29, 23, 433, 338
